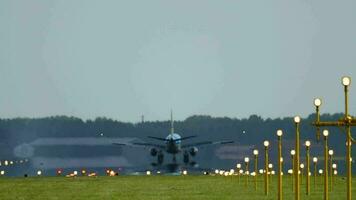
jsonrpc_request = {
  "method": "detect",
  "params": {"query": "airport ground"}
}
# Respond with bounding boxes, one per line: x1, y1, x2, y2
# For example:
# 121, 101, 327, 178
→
0, 175, 355, 200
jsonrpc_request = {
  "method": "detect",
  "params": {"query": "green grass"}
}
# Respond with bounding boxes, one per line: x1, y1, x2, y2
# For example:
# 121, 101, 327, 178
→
0, 175, 355, 199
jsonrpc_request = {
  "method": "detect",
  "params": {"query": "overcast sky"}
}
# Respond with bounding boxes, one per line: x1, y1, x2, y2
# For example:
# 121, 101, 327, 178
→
1, 0, 355, 122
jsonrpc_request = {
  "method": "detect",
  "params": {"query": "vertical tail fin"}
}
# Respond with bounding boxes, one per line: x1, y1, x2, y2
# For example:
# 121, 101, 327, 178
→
170, 109, 174, 136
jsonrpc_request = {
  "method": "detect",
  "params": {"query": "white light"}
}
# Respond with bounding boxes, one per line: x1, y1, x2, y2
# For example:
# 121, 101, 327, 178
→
319, 169, 323, 174
334, 170, 338, 175
288, 169, 293, 174
251, 172, 256, 176
300, 164, 305, 169
294, 116, 301, 123
328, 150, 334, 156
342, 76, 351, 86
280, 157, 284, 162
268, 164, 273, 169
0, 171, 4, 175
253, 150, 259, 155
245, 171, 250, 175
9, 161, 13, 165
146, 171, 151, 175
323, 130, 329, 137
215, 169, 219, 174
305, 141, 311, 147
314, 98, 322, 107
239, 169, 244, 174
259, 169, 264, 174
224, 172, 229, 176
37, 170, 42, 176
4, 160, 8, 166
264, 141, 269, 147
244, 157, 250, 163
332, 164, 337, 169
236, 164, 241, 169
219, 170, 224, 175
183, 170, 188, 175
291, 150, 295, 156
73, 171, 78, 176
230, 169, 235, 174
313, 157, 318, 163
277, 130, 283, 137
271, 171, 275, 175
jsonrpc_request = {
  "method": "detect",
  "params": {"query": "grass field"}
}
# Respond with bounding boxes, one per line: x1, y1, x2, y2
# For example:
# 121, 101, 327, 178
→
0, 175, 355, 200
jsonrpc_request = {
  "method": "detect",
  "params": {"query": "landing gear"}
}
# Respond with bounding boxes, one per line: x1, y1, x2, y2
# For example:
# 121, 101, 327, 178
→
157, 151, 164, 165
183, 151, 190, 164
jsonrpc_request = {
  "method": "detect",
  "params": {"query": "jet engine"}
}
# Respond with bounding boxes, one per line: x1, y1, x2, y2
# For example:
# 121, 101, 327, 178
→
150, 148, 158, 156
183, 151, 190, 164
189, 147, 198, 156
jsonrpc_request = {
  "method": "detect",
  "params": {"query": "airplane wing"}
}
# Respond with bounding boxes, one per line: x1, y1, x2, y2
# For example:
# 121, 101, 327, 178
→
181, 140, 234, 149
113, 142, 165, 149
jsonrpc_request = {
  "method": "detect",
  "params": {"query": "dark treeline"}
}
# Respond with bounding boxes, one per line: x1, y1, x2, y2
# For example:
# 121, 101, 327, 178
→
0, 113, 353, 152
0, 113, 355, 174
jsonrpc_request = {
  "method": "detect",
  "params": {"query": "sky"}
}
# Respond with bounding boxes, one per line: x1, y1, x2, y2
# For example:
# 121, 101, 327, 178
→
0, 0, 355, 122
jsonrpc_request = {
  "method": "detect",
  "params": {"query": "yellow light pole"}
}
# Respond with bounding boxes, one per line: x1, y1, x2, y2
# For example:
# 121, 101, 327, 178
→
264, 140, 270, 196
305, 140, 311, 195
323, 130, 329, 200
277, 130, 283, 200
328, 150, 334, 192
253, 149, 259, 191
236, 163, 241, 184
313, 157, 318, 189
291, 150, 295, 192
332, 163, 337, 191
312, 76, 355, 200
300, 163, 304, 185
294, 116, 301, 200
244, 157, 250, 187
268, 163, 273, 185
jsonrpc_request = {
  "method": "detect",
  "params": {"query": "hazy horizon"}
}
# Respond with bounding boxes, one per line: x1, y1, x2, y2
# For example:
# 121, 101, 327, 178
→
1, 0, 356, 122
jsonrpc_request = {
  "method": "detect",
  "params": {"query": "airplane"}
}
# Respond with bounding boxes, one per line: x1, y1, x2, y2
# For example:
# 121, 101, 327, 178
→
113, 111, 234, 167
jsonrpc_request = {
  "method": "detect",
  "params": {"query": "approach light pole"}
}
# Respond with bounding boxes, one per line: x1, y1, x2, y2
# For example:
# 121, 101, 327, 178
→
264, 140, 270, 196
328, 150, 334, 191
312, 76, 356, 200
277, 130, 283, 200
313, 157, 318, 189
323, 130, 329, 200
245, 157, 250, 187
253, 149, 259, 191
237, 163, 241, 184
305, 140, 311, 195
294, 116, 301, 200
291, 149, 296, 192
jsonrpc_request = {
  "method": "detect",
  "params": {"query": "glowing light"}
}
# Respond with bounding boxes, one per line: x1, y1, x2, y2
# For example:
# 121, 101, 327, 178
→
276, 130, 283, 136
288, 169, 293, 174
332, 164, 337, 169
37, 170, 42, 176
0, 171, 4, 175
264, 141, 269, 147
244, 157, 250, 163
253, 150, 259, 155
342, 76, 351, 86
328, 150, 334, 156
236, 164, 241, 169
305, 140, 311, 147
259, 169, 264, 174
73, 171, 78, 176
319, 169, 323, 174
291, 150, 295, 156
215, 169, 219, 174
182, 170, 188, 175
323, 130, 329, 137
109, 170, 116, 176
294, 116, 301, 123
313, 157, 318, 163
300, 164, 305, 169
314, 98, 322, 107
